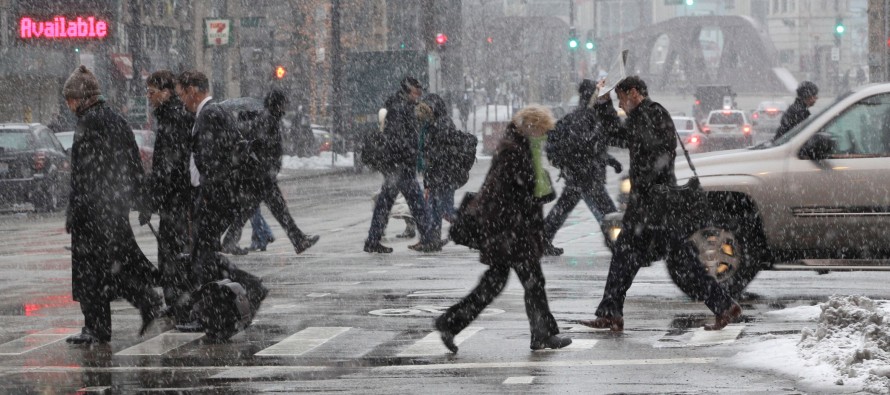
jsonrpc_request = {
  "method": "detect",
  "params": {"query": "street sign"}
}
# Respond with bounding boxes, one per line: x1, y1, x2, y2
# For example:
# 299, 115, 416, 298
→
664, 0, 684, 4
831, 47, 840, 61
205, 19, 231, 46
240, 17, 261, 28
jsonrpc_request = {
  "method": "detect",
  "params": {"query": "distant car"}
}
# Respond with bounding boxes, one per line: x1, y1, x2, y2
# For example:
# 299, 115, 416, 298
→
0, 123, 71, 211
751, 100, 788, 134
132, 129, 155, 173
55, 131, 75, 152
312, 127, 332, 154
701, 109, 753, 148
671, 116, 707, 153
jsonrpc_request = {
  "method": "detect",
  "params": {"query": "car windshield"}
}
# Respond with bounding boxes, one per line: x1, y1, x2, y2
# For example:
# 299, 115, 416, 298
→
752, 92, 852, 150
56, 133, 74, 150
708, 112, 744, 125
0, 130, 33, 151
673, 118, 695, 131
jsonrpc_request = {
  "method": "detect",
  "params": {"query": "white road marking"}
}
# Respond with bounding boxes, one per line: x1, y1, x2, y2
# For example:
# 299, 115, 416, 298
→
688, 324, 745, 346
533, 339, 597, 352
255, 327, 350, 356
306, 293, 330, 298
397, 327, 483, 357
503, 376, 535, 385
375, 357, 719, 371
407, 289, 465, 297
116, 331, 205, 356
0, 328, 80, 355
76, 386, 111, 393
211, 366, 327, 379
367, 270, 387, 274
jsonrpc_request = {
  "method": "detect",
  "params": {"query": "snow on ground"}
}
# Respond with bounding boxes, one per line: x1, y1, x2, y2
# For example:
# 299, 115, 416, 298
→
732, 295, 890, 393
280, 152, 354, 170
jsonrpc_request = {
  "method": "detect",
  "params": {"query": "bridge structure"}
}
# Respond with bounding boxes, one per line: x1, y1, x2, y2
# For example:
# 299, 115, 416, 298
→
596, 15, 796, 95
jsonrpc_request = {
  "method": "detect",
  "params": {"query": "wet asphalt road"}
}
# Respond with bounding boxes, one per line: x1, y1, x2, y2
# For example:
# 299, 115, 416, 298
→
0, 151, 888, 394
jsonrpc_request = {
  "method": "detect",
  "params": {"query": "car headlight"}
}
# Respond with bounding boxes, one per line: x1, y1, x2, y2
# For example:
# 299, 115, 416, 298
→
619, 178, 631, 194
608, 226, 622, 241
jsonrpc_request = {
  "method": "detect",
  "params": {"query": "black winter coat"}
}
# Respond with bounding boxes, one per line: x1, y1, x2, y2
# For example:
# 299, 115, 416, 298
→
381, 92, 421, 173
250, 111, 284, 180
774, 98, 810, 140
148, 96, 194, 214
67, 99, 156, 302
549, 105, 611, 189
477, 126, 555, 266
193, 102, 240, 188
424, 114, 472, 190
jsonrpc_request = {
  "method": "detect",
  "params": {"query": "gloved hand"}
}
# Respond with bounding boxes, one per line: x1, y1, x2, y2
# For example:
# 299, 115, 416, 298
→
138, 211, 152, 226
607, 157, 623, 174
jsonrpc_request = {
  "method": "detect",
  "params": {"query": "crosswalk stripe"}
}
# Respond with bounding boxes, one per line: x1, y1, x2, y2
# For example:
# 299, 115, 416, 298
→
116, 331, 204, 356
255, 327, 350, 356
397, 327, 483, 357
533, 339, 597, 352
503, 376, 535, 384
375, 357, 719, 372
0, 328, 80, 355
654, 324, 745, 348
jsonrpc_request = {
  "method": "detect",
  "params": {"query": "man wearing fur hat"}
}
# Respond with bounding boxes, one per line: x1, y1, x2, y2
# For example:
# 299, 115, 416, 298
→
435, 105, 573, 352
63, 65, 163, 344
542, 79, 622, 256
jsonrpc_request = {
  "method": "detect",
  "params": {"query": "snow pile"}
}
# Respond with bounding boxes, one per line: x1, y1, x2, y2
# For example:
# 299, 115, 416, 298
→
280, 152, 354, 170
798, 295, 890, 393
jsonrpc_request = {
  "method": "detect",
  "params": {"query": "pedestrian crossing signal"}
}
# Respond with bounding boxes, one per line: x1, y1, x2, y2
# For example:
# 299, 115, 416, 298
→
274, 66, 286, 79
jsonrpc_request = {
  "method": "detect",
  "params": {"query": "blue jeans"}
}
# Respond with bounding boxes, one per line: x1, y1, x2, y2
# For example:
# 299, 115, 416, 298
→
250, 208, 273, 249
366, 171, 432, 245
427, 188, 456, 239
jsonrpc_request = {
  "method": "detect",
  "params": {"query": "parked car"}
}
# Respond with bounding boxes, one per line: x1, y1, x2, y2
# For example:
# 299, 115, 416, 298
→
750, 100, 788, 134
601, 83, 890, 299
0, 123, 71, 211
132, 129, 155, 174
701, 109, 754, 148
54, 130, 74, 152
312, 125, 332, 154
672, 115, 708, 153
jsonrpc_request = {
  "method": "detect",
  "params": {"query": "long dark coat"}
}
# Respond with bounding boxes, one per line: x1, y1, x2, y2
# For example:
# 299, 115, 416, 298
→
67, 99, 156, 302
251, 111, 284, 181
423, 95, 469, 190
774, 97, 810, 140
548, 104, 612, 190
381, 92, 421, 174
477, 126, 555, 266
147, 96, 194, 214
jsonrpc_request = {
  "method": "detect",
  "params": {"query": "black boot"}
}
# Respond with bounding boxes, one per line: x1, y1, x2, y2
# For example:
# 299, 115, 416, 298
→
67, 327, 109, 345
294, 235, 320, 254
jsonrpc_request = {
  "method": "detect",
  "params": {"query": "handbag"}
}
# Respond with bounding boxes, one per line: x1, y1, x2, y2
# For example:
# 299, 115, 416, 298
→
449, 191, 483, 250
650, 128, 712, 239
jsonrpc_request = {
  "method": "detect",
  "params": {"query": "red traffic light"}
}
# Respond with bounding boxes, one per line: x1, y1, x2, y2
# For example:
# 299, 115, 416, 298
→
274, 65, 286, 79
486, 36, 493, 44
435, 33, 448, 46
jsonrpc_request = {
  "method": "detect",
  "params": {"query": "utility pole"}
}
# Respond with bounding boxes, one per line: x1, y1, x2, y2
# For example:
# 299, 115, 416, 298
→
330, 0, 344, 163
569, 0, 576, 78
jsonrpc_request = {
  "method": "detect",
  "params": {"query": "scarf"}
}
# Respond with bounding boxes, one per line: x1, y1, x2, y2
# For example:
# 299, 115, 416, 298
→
527, 135, 552, 198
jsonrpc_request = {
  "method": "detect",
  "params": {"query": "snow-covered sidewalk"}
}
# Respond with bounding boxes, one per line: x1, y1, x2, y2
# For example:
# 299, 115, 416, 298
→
280, 152, 354, 170
731, 295, 890, 393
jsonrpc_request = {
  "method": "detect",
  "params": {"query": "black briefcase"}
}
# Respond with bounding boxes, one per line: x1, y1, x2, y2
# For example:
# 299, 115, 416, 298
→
449, 191, 483, 250
192, 279, 254, 341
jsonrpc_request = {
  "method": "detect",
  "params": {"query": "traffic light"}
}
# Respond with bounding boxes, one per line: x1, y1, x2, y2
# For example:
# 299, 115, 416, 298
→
568, 27, 578, 50
435, 33, 448, 48
486, 36, 493, 44
274, 65, 286, 79
834, 18, 845, 35
585, 40, 595, 50
685, 0, 694, 5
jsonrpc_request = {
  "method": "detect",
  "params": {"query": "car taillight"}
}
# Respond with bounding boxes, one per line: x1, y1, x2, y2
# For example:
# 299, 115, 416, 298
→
701, 126, 710, 134
688, 135, 700, 144
33, 151, 46, 172
766, 108, 778, 113
752, 112, 759, 119
743, 124, 751, 134
694, 100, 701, 105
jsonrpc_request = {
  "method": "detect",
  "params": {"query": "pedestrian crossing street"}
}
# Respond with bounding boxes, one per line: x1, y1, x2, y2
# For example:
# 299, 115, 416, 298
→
0, 320, 747, 360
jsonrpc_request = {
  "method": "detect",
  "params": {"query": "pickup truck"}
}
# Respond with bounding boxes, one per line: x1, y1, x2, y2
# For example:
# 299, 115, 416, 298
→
602, 83, 890, 299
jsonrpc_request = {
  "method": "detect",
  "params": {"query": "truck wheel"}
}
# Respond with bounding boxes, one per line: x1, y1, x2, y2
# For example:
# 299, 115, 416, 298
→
666, 216, 761, 300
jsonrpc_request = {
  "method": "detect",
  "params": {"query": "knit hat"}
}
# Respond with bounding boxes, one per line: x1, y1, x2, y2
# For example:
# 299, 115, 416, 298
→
578, 79, 597, 106
63, 65, 101, 100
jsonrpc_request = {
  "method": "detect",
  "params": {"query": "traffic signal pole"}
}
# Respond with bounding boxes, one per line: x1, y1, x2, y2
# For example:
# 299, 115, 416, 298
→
330, 0, 344, 163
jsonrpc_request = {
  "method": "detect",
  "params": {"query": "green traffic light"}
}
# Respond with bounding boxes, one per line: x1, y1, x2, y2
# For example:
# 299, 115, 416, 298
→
585, 41, 594, 50
569, 39, 578, 49
686, 0, 694, 5
836, 25, 845, 34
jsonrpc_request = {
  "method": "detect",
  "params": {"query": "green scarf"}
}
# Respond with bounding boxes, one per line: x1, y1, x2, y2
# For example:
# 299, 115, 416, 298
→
527, 135, 552, 198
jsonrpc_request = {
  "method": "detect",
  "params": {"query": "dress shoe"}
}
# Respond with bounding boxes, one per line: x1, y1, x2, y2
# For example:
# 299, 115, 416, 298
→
294, 235, 320, 254
578, 316, 624, 332
543, 244, 564, 256
530, 335, 573, 350
175, 320, 205, 333
439, 330, 458, 353
396, 229, 416, 239
364, 242, 393, 253
221, 244, 249, 256
704, 303, 742, 331
408, 239, 446, 252
66, 328, 109, 345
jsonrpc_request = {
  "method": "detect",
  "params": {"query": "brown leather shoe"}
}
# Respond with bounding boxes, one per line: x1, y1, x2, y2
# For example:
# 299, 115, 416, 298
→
578, 316, 624, 332
704, 303, 742, 331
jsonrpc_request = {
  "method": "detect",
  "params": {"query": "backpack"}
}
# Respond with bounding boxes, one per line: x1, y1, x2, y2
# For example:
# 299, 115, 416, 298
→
359, 127, 393, 173
451, 130, 477, 187
545, 110, 598, 174
545, 114, 576, 171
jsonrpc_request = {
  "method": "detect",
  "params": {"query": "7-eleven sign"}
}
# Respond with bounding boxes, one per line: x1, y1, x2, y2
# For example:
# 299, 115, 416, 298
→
205, 19, 231, 46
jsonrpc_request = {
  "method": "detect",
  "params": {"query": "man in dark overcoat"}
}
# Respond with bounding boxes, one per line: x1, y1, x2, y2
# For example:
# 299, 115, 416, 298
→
220, 89, 319, 254
774, 81, 819, 140
140, 70, 195, 325
175, 71, 241, 287
63, 65, 163, 344
364, 77, 438, 253
435, 105, 572, 352
580, 76, 742, 332
542, 79, 621, 256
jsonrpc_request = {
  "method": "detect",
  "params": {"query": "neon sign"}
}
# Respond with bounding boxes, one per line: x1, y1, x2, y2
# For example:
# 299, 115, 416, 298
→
19, 16, 109, 39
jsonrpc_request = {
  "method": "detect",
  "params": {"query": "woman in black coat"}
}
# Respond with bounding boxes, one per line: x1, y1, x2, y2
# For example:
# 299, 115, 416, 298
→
422, 93, 461, 240
434, 105, 572, 352
63, 65, 162, 344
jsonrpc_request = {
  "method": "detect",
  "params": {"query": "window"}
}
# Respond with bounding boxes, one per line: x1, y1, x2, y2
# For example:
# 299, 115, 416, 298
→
37, 130, 57, 150
821, 94, 890, 157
